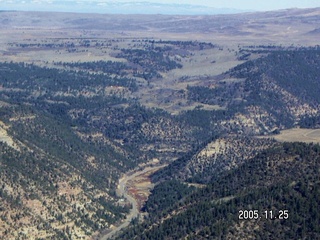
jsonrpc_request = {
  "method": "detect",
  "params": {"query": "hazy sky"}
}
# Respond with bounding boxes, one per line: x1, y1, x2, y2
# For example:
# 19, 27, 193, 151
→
1, 0, 320, 14
188, 0, 320, 10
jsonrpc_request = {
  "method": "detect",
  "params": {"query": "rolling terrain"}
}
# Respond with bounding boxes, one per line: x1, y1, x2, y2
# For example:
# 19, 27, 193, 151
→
118, 142, 320, 239
0, 7, 319, 239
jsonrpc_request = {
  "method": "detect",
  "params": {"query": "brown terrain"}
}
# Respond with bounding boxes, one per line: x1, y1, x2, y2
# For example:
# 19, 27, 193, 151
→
0, 8, 319, 115
0, 8, 320, 68
0, 7, 320, 240
126, 168, 160, 210
261, 128, 320, 143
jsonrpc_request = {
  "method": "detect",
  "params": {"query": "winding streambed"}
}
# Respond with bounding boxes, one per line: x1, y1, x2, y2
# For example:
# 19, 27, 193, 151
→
99, 164, 167, 240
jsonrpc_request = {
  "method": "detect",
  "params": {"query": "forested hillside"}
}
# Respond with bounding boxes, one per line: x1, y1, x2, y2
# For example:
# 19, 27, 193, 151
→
0, 57, 194, 238
186, 47, 320, 136
0, 39, 222, 238
0, 28, 320, 239
152, 136, 278, 183
117, 142, 320, 239
115, 46, 320, 239
231, 48, 320, 126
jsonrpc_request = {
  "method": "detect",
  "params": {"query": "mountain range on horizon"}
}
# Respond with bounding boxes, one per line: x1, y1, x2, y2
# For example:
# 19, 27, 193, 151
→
0, 5, 320, 239
1, 1, 255, 15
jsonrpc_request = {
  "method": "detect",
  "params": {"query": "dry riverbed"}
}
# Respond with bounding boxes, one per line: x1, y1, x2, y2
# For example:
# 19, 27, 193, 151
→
97, 163, 167, 240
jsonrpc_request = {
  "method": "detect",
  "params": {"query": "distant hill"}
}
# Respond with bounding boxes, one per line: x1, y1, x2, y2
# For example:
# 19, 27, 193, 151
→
0, 7, 320, 240
0, 8, 319, 44
1, 1, 247, 15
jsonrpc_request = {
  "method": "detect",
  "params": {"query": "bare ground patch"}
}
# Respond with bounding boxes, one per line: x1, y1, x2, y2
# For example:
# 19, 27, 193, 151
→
260, 128, 320, 143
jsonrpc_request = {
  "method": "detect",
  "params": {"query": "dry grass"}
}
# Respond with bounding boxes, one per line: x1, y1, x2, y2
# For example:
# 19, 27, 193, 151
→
0, 121, 20, 151
274, 128, 320, 143
260, 128, 320, 143
1, 9, 319, 116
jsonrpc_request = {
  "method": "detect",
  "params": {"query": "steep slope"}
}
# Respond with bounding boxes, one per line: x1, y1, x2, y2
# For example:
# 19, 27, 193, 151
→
0, 9, 320, 238
0, 53, 197, 238
230, 48, 320, 121
115, 46, 320, 239
152, 47, 320, 189
153, 136, 277, 183
117, 142, 320, 239
0, 104, 132, 239
185, 47, 320, 136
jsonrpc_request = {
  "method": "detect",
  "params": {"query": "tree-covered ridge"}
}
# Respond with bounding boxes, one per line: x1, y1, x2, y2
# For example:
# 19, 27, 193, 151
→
0, 141, 130, 239
299, 114, 320, 128
142, 180, 195, 219
0, 59, 201, 238
124, 46, 320, 239
53, 40, 190, 82
232, 48, 320, 105
0, 62, 138, 94
151, 136, 278, 185
116, 48, 182, 80
0, 60, 199, 164
0, 61, 144, 238
49, 40, 215, 90
230, 48, 320, 118
184, 48, 320, 136
1, 40, 320, 240
166, 136, 278, 184
187, 82, 244, 108
55, 60, 129, 76
117, 142, 320, 239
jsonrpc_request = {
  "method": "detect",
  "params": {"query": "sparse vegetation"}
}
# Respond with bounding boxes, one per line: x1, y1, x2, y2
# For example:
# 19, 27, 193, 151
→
0, 8, 320, 240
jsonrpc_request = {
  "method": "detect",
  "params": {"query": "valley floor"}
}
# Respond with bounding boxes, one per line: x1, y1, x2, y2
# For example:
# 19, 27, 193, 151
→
98, 164, 167, 240
259, 128, 320, 143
